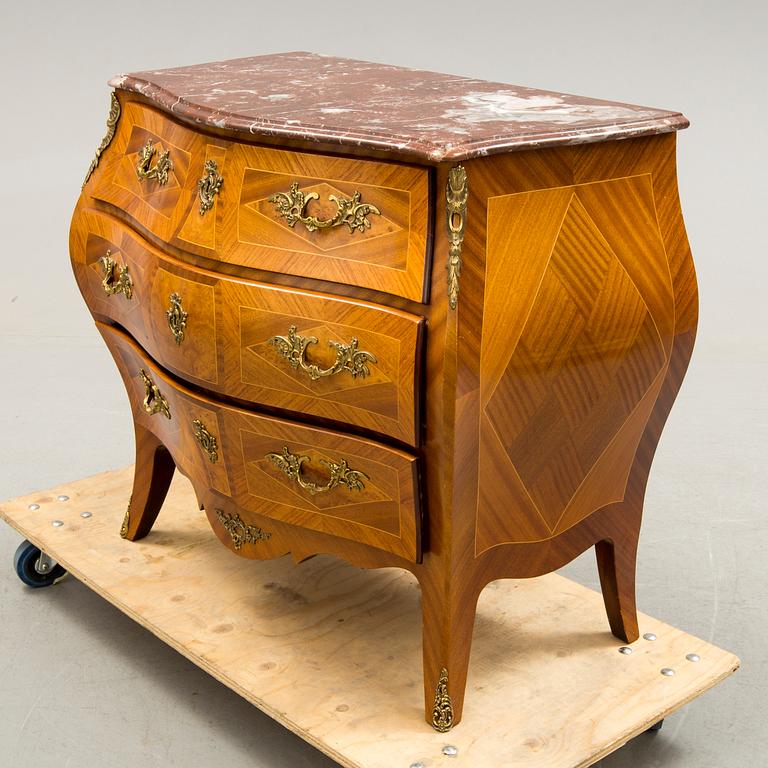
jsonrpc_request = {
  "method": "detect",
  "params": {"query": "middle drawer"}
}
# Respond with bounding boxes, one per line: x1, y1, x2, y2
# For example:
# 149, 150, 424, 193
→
71, 207, 423, 446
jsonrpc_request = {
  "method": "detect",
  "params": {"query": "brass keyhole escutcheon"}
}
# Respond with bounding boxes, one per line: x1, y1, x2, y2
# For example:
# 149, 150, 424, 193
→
166, 293, 188, 345
193, 419, 218, 463
197, 159, 224, 215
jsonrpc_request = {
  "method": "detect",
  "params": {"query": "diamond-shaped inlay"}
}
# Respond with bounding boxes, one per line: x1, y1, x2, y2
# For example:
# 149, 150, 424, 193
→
483, 195, 667, 531
112, 127, 185, 216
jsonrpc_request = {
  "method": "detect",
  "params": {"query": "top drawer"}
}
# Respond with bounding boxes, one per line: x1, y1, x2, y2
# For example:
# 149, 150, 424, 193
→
87, 98, 431, 302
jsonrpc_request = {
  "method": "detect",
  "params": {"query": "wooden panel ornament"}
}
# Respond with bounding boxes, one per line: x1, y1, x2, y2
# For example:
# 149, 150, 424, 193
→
446, 165, 468, 309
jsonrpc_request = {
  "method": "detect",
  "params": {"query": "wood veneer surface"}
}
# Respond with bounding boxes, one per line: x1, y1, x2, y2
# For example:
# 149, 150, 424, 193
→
88, 98, 431, 301
99, 322, 422, 564
70, 206, 424, 446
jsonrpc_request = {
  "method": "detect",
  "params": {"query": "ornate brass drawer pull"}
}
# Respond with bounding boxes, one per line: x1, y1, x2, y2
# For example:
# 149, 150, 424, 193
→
215, 509, 271, 551
268, 325, 377, 381
139, 369, 171, 419
268, 182, 381, 233
193, 419, 218, 463
136, 139, 173, 185
197, 159, 224, 215
99, 250, 133, 299
166, 293, 188, 345
265, 446, 369, 495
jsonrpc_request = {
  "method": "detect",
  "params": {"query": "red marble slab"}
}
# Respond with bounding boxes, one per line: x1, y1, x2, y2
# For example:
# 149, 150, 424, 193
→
110, 52, 688, 162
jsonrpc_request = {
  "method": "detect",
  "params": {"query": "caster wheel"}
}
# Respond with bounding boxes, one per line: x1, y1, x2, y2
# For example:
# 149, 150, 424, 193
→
647, 719, 664, 733
13, 540, 67, 588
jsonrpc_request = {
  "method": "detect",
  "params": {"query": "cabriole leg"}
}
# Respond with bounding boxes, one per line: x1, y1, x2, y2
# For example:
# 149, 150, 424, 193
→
595, 524, 640, 643
121, 422, 175, 541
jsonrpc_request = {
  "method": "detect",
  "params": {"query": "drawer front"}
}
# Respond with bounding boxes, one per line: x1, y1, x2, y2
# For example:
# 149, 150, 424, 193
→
87, 96, 431, 302
71, 208, 423, 445
217, 142, 430, 302
99, 322, 421, 563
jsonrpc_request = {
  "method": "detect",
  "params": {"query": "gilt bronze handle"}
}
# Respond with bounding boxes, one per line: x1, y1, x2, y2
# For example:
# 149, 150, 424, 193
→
136, 139, 173, 185
99, 251, 133, 299
265, 446, 369, 495
139, 369, 171, 419
197, 159, 223, 215
267, 325, 377, 381
268, 182, 380, 233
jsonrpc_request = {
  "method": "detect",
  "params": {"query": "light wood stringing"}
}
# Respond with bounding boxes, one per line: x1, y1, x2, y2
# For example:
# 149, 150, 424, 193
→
478, 173, 674, 548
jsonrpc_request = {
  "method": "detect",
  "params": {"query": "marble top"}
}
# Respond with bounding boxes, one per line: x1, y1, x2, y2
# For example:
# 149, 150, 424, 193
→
110, 52, 688, 162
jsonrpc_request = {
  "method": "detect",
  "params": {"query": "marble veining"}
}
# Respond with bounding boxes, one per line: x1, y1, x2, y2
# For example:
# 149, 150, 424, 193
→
109, 52, 688, 162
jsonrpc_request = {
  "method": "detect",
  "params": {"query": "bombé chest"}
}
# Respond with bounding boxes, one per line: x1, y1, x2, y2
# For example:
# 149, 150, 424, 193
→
70, 52, 697, 730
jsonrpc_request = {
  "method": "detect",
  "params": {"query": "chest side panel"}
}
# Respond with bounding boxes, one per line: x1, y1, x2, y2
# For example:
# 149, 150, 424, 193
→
475, 166, 675, 551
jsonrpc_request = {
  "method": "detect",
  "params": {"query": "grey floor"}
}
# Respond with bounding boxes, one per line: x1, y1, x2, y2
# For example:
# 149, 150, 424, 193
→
1, 1, 766, 766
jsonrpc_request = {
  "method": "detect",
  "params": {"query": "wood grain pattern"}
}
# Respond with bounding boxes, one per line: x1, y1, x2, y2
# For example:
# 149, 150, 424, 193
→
70, 206, 423, 445
0, 468, 738, 768
219, 140, 430, 302
478, 173, 673, 548
99, 322, 422, 563
86, 95, 431, 302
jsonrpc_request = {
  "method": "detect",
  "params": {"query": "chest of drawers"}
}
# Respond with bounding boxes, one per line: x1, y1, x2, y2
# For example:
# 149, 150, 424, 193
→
71, 52, 698, 731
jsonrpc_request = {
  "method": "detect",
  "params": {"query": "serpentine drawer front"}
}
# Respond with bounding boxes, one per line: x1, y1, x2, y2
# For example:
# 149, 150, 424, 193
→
88, 99, 430, 302
73, 53, 699, 732
70, 206, 423, 445
99, 322, 422, 563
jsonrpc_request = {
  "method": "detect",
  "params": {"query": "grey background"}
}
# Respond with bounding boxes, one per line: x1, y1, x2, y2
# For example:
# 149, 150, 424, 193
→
1, 1, 765, 765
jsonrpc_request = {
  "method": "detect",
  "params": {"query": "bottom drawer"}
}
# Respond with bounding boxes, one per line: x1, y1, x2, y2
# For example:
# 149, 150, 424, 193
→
98, 322, 421, 563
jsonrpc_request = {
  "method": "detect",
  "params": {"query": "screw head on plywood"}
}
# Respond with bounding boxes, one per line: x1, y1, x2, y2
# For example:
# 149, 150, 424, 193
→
660, 668, 676, 677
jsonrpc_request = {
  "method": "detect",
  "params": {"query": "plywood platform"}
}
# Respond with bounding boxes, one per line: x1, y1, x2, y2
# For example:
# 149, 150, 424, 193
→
0, 467, 738, 768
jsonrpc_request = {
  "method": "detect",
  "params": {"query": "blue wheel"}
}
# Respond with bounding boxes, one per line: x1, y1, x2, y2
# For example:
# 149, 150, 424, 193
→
13, 540, 66, 588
